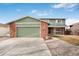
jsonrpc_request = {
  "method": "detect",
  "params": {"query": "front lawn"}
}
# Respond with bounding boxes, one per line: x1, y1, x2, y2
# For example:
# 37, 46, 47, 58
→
54, 35, 79, 46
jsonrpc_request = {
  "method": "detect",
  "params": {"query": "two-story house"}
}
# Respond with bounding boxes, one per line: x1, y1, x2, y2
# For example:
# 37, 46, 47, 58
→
7, 16, 65, 38
41, 18, 65, 36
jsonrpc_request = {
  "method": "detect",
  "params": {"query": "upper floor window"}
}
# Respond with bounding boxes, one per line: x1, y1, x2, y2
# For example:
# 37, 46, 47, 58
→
56, 20, 62, 23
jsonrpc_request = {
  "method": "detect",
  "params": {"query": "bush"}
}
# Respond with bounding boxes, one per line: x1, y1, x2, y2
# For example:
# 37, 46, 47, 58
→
65, 29, 71, 35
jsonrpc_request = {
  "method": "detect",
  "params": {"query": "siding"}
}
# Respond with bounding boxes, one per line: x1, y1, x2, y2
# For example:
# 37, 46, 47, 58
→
15, 17, 40, 37
16, 17, 40, 27
48, 23, 65, 27
16, 18, 40, 23
41, 19, 65, 27
16, 23, 40, 27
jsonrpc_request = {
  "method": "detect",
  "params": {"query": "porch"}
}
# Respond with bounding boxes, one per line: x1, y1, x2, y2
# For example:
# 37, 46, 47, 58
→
48, 27, 65, 35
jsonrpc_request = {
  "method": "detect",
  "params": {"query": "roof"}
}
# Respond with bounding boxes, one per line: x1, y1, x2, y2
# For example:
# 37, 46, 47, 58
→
6, 16, 40, 24
40, 20, 48, 23
6, 16, 65, 25
70, 22, 79, 26
40, 18, 65, 20
0, 23, 8, 27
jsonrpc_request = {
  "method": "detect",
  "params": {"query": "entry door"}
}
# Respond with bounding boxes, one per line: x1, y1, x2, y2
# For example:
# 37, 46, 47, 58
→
51, 28, 54, 35
48, 28, 54, 35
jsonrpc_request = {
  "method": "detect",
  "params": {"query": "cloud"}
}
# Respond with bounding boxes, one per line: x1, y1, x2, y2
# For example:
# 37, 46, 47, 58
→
31, 10, 37, 13
51, 3, 78, 11
36, 12, 48, 16
52, 3, 77, 9
16, 9, 22, 12
31, 9, 53, 17
66, 18, 79, 25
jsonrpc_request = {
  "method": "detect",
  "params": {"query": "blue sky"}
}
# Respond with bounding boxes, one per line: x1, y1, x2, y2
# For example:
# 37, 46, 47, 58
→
0, 3, 79, 25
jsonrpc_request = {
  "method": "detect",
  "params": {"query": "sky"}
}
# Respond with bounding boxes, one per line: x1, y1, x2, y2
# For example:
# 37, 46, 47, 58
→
0, 3, 79, 25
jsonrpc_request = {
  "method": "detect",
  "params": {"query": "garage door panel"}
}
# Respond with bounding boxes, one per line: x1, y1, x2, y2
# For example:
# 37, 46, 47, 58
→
16, 27, 40, 37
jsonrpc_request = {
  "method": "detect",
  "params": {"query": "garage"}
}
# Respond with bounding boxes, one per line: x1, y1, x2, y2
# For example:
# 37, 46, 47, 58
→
8, 16, 48, 38
16, 27, 40, 37
15, 17, 40, 37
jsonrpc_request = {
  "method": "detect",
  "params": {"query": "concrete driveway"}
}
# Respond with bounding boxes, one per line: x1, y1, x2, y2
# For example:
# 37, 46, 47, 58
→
45, 37, 79, 56
0, 38, 51, 56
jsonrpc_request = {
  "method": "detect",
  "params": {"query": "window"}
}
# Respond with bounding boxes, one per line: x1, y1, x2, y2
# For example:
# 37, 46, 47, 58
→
54, 28, 63, 35
56, 20, 62, 23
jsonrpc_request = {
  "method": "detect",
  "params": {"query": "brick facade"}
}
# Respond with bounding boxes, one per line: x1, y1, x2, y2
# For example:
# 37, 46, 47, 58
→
40, 21, 48, 39
9, 22, 16, 38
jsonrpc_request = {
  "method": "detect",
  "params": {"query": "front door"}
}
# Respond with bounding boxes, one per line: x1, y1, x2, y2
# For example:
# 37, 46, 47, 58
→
48, 27, 54, 35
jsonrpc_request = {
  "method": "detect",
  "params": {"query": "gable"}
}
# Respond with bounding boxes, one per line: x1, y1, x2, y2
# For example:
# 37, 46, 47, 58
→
16, 17, 40, 24
15, 17, 40, 27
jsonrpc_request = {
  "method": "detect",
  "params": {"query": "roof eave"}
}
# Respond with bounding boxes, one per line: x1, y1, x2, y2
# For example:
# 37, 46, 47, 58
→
6, 16, 40, 25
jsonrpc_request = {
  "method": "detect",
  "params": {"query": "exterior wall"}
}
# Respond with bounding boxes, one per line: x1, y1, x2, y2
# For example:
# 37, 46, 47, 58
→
8, 17, 66, 38
40, 21, 48, 39
15, 17, 40, 37
49, 19, 65, 24
41, 18, 65, 35
70, 23, 79, 35
48, 19, 65, 27
0, 25, 9, 37
9, 22, 16, 38
41, 19, 65, 27
16, 17, 40, 27
16, 17, 39, 23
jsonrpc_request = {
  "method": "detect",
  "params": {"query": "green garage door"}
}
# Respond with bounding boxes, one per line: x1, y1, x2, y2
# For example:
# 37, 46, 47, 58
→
16, 27, 40, 37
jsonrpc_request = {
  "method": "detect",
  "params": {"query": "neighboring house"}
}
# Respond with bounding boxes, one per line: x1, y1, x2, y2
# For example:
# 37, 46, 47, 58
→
70, 22, 79, 35
7, 16, 65, 38
0, 23, 9, 37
